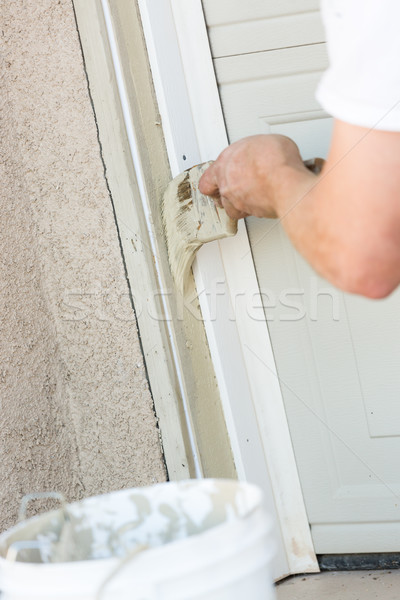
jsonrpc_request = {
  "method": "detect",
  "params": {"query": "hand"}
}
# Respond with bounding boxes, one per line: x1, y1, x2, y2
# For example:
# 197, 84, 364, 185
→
198, 134, 312, 220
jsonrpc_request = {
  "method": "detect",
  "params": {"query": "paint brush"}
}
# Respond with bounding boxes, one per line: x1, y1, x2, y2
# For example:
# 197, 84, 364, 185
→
163, 158, 324, 294
163, 161, 237, 294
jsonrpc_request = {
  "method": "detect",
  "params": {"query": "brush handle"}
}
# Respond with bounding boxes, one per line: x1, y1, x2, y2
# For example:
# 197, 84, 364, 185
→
303, 157, 325, 175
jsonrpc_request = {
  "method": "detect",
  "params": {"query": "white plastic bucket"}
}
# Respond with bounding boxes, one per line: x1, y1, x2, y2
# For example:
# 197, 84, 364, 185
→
0, 479, 276, 600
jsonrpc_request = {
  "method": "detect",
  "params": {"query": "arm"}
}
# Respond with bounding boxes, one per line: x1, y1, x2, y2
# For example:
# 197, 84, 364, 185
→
198, 122, 400, 298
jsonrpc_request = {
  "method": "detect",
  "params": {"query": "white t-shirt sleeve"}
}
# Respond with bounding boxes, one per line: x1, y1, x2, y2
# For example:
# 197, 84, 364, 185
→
316, 0, 400, 131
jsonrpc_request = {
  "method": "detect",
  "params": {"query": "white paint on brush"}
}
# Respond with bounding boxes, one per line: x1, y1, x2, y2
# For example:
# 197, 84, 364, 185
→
162, 162, 237, 294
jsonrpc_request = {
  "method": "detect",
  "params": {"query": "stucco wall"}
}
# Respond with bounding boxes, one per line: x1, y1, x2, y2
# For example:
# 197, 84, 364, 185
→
0, 0, 166, 531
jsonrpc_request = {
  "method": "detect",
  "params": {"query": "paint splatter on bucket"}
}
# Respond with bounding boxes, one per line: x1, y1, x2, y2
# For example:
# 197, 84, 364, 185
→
0, 479, 276, 599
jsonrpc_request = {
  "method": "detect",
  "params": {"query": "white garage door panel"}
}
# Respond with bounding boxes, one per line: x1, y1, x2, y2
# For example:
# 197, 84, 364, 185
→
202, 0, 320, 27
270, 118, 333, 160
344, 294, 400, 438
313, 523, 400, 554
246, 218, 400, 552
202, 0, 324, 58
206, 13, 324, 59
214, 43, 328, 85
220, 74, 325, 141
215, 45, 328, 142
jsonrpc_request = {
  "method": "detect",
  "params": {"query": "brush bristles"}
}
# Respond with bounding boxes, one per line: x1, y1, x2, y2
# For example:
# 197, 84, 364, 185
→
163, 172, 204, 293
163, 163, 238, 294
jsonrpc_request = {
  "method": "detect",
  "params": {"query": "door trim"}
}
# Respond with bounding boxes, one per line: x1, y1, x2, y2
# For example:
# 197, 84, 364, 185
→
137, 0, 318, 576
74, 0, 203, 482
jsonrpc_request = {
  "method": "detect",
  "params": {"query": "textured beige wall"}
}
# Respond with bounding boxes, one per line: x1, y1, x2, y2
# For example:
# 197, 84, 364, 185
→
0, 0, 166, 531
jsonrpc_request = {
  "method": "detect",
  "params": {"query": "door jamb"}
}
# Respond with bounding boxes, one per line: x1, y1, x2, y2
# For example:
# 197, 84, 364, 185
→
137, 0, 319, 577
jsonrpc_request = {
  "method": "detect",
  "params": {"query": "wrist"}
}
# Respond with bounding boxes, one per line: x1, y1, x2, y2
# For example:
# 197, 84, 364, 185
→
274, 164, 318, 219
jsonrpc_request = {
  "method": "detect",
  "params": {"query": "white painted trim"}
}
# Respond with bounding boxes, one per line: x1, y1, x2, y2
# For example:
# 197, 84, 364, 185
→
138, 0, 319, 577
99, 0, 202, 478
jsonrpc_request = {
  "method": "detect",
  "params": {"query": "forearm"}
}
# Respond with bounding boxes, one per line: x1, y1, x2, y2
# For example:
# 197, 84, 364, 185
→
275, 157, 400, 298
272, 165, 353, 291
199, 127, 400, 299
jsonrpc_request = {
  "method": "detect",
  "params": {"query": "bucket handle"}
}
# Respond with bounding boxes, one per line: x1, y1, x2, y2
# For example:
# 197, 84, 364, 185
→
6, 540, 52, 562
18, 492, 66, 522
6, 492, 68, 563
96, 545, 157, 600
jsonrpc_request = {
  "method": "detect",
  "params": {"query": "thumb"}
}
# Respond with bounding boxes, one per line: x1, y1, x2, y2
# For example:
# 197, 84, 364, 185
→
198, 162, 220, 197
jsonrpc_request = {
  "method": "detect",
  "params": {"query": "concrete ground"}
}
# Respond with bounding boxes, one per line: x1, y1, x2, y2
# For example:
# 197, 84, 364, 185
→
276, 570, 400, 599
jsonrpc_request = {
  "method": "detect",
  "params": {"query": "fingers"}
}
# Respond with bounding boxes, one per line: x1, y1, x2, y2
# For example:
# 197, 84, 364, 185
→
220, 196, 248, 220
198, 162, 220, 197
199, 160, 247, 220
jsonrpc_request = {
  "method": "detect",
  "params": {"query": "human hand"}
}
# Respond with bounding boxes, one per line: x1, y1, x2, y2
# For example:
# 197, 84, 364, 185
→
198, 134, 312, 220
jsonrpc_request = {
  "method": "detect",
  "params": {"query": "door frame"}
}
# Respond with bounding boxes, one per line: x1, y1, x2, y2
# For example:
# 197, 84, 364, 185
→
135, 0, 318, 577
